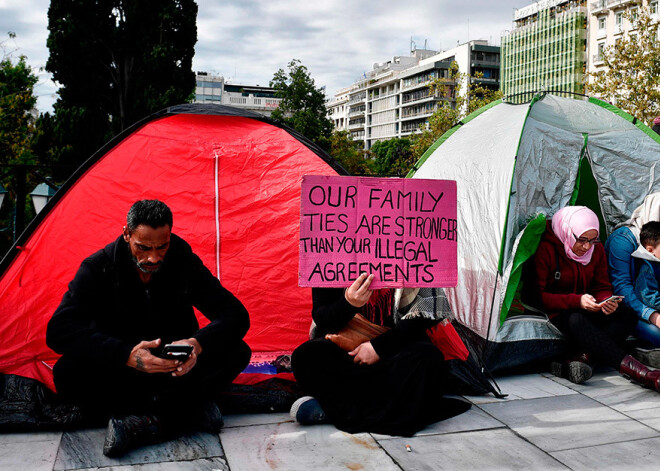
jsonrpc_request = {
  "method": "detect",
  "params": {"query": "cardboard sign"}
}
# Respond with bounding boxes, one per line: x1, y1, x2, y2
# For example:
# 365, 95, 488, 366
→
299, 175, 457, 288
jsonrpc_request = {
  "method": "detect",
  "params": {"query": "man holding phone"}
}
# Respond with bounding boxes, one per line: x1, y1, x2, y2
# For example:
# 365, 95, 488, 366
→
47, 200, 251, 456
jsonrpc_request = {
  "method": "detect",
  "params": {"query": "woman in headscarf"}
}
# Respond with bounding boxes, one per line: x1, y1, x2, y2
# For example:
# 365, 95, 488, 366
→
535, 206, 659, 391
605, 193, 660, 356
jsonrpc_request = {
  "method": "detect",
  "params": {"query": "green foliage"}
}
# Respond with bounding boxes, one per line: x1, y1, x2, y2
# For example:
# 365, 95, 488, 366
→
328, 130, 372, 175
270, 59, 333, 150
411, 62, 502, 160
370, 138, 414, 176
0, 37, 39, 253
46, 0, 198, 172
0, 53, 37, 167
586, 5, 660, 125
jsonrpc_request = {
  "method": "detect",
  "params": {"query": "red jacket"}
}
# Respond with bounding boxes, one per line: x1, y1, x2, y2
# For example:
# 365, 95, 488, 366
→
534, 221, 613, 316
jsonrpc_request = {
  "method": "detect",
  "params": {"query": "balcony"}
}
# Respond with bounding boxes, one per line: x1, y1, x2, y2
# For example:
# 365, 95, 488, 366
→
590, 0, 608, 13
349, 94, 367, 104
608, 0, 637, 10
225, 95, 280, 110
401, 121, 426, 134
470, 60, 501, 68
348, 108, 366, 117
401, 110, 434, 121
591, 0, 637, 12
348, 121, 366, 130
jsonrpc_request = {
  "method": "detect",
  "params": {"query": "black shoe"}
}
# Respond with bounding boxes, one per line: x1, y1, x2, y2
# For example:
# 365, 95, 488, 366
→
633, 346, 660, 369
551, 353, 593, 385
197, 401, 224, 434
103, 415, 162, 457
290, 396, 327, 425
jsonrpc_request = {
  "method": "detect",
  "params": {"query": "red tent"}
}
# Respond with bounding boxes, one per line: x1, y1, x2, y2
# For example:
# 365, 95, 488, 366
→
0, 104, 346, 390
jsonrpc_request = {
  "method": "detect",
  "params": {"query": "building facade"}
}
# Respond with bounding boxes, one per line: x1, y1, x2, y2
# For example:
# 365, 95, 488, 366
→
501, 0, 587, 102
194, 72, 281, 116
328, 40, 500, 149
588, 0, 658, 81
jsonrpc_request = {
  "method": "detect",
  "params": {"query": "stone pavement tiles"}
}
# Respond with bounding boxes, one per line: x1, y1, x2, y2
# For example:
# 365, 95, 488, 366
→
4, 369, 660, 469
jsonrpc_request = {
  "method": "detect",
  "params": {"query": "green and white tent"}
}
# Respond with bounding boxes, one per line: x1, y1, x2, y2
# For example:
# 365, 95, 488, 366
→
408, 93, 660, 371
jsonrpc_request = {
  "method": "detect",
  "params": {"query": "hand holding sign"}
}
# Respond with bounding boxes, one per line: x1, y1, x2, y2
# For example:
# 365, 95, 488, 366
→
345, 273, 374, 307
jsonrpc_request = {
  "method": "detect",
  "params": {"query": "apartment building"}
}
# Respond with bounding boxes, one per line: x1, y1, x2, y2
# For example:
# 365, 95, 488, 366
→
328, 88, 350, 131
588, 0, 658, 80
328, 40, 500, 149
195, 72, 281, 117
501, 0, 587, 102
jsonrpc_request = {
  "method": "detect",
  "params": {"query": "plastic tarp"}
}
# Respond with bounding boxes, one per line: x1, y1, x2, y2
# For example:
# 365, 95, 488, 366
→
0, 109, 340, 390
514, 96, 660, 234
412, 102, 530, 340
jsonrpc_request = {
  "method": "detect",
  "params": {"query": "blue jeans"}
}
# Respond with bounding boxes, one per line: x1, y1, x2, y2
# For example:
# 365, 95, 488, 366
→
636, 320, 660, 348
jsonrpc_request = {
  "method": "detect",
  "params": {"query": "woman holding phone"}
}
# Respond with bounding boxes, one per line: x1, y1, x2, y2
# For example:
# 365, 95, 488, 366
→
534, 206, 660, 391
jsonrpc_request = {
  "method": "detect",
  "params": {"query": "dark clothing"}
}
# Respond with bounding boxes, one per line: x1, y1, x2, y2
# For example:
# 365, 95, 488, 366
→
292, 287, 470, 437
53, 339, 251, 423
310, 287, 431, 358
535, 221, 613, 317
46, 234, 250, 416
551, 309, 634, 369
293, 338, 469, 436
535, 223, 634, 368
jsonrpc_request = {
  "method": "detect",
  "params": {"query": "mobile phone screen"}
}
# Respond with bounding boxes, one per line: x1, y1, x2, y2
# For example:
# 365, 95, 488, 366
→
601, 295, 623, 304
163, 344, 193, 359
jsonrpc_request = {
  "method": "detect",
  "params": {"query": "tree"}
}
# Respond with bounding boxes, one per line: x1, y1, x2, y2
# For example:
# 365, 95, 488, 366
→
370, 138, 414, 176
0, 33, 39, 253
46, 0, 198, 172
270, 59, 333, 150
328, 130, 372, 175
0, 40, 37, 168
411, 62, 502, 160
586, 5, 660, 125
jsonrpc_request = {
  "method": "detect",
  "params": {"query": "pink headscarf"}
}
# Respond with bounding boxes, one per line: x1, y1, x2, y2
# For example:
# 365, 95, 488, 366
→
551, 206, 600, 265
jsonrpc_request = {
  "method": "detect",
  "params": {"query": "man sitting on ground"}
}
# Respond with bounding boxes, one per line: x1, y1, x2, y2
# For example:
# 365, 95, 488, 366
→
47, 199, 251, 456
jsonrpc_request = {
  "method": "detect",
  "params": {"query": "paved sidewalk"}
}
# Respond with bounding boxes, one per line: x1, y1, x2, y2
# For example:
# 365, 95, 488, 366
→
3, 368, 660, 470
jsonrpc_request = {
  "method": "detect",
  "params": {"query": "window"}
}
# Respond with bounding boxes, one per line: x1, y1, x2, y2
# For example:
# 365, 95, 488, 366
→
616, 12, 623, 27
598, 16, 606, 30
652, 1, 658, 15
597, 42, 606, 61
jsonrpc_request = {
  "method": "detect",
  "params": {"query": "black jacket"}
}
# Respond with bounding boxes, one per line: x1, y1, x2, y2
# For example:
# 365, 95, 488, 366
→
311, 287, 430, 359
46, 234, 250, 369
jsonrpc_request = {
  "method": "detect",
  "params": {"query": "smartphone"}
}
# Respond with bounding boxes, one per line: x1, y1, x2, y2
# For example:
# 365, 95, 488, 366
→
162, 343, 194, 360
600, 295, 624, 304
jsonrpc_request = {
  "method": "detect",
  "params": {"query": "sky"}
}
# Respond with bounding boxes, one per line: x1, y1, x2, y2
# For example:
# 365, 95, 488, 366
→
0, 0, 529, 114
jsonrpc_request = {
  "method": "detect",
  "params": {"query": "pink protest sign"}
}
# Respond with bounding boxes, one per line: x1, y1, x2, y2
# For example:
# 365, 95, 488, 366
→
299, 175, 457, 288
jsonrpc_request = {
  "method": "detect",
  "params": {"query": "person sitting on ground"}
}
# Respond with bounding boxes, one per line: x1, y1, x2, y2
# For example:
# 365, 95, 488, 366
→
652, 117, 660, 135
290, 273, 471, 437
535, 206, 660, 391
605, 193, 660, 364
632, 221, 660, 316
46, 199, 251, 457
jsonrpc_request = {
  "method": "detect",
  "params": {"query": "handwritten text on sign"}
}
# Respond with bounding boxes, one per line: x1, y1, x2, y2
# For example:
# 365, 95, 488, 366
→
299, 175, 457, 288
